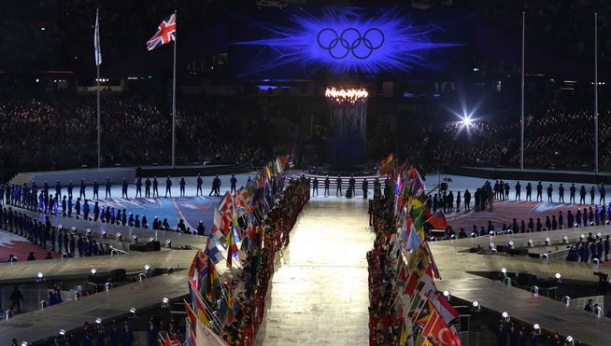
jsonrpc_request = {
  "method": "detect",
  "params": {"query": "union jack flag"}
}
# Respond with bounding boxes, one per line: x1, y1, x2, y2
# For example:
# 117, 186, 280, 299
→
146, 13, 176, 51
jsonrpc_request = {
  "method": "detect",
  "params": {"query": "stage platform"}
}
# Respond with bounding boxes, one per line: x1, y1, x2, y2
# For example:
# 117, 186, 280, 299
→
0, 274, 189, 345
446, 165, 611, 185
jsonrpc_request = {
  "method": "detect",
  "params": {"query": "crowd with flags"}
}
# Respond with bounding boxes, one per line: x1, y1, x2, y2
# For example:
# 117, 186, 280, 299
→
368, 154, 460, 346
184, 155, 309, 346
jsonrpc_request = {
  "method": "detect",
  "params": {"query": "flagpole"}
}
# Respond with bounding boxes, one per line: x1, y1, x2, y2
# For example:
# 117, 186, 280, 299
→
172, 10, 177, 168
96, 9, 101, 170
97, 62, 101, 169
520, 11, 525, 171
594, 12, 599, 174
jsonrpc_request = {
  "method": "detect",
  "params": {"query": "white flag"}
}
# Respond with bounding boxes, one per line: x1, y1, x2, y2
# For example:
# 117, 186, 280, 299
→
94, 9, 102, 66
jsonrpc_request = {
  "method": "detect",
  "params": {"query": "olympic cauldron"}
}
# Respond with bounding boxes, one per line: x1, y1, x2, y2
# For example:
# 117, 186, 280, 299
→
325, 87, 368, 172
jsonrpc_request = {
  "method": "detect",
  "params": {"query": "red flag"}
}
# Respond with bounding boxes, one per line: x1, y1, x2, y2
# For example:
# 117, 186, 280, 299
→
420, 300, 461, 345
183, 299, 197, 328
426, 214, 449, 230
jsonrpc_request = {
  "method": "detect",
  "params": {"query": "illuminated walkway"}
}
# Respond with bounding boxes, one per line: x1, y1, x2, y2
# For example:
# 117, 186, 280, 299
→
254, 196, 374, 346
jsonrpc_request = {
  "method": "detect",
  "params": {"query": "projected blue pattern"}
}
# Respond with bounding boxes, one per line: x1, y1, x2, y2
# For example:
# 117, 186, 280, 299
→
234, 7, 459, 75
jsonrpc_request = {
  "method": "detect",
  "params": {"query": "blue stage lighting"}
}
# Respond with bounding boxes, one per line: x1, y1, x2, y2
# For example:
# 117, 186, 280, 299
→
233, 7, 460, 76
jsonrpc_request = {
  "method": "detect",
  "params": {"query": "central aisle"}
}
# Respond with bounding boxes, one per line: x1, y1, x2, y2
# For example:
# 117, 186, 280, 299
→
254, 196, 374, 346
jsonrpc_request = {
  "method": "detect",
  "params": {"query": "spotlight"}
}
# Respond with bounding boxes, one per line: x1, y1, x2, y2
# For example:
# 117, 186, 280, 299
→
144, 264, 151, 272
606, 220, 610, 225
489, 230, 495, 236
555, 273, 562, 282
71, 226, 76, 233
470, 232, 477, 238
95, 318, 102, 325
527, 239, 533, 247
429, 236, 436, 241
545, 237, 551, 245
597, 232, 602, 239
531, 286, 539, 296
104, 281, 113, 291
565, 336, 574, 345
167, 266, 175, 275
91, 268, 97, 276
533, 323, 541, 335
450, 234, 456, 239
574, 223, 579, 228
131, 234, 138, 243
562, 296, 571, 306
86, 228, 92, 235
562, 236, 568, 244
59, 329, 66, 336
116, 232, 122, 241
501, 311, 510, 323
148, 237, 155, 243
139, 272, 146, 282
501, 267, 507, 275
21, 342, 32, 346
489, 242, 496, 251
166, 239, 172, 248
508, 241, 514, 249
541, 253, 548, 261
471, 301, 480, 312
58, 224, 63, 230
40, 300, 47, 309
590, 222, 595, 226
128, 307, 137, 319
36, 271, 45, 282
101, 230, 107, 239
580, 234, 585, 240
161, 297, 170, 309
442, 290, 450, 299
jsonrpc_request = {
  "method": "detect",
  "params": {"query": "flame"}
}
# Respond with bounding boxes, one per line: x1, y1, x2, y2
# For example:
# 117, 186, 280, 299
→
325, 87, 368, 104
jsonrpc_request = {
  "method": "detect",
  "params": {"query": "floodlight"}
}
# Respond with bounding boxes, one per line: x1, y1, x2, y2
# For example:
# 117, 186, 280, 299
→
527, 239, 533, 247
161, 297, 170, 309
562, 236, 568, 244
545, 237, 551, 246
508, 241, 514, 249
37, 272, 45, 282
501, 311, 510, 323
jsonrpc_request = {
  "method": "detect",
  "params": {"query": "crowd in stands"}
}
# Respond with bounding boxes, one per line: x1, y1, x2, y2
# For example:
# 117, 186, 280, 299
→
0, 94, 264, 173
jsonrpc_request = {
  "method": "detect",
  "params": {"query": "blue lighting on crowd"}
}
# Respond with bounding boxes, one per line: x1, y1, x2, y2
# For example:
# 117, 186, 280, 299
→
233, 7, 459, 76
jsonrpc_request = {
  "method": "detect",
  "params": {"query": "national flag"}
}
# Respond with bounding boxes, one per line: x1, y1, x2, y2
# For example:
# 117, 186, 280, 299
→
395, 261, 408, 289
94, 9, 102, 66
407, 222, 424, 251
184, 318, 195, 346
147, 13, 176, 51
225, 226, 240, 268
203, 259, 221, 303
204, 235, 225, 264
423, 242, 441, 279
378, 154, 394, 175
411, 272, 436, 306
163, 333, 181, 346
406, 166, 426, 197
188, 250, 207, 290
196, 317, 227, 346
420, 300, 462, 345
184, 299, 197, 329
189, 281, 212, 328
426, 214, 449, 231
429, 292, 459, 325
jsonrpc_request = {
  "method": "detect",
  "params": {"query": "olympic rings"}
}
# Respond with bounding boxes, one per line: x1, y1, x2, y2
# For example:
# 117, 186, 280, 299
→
317, 27, 385, 60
